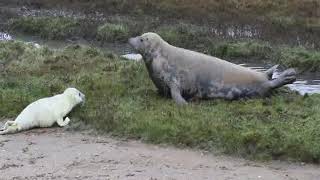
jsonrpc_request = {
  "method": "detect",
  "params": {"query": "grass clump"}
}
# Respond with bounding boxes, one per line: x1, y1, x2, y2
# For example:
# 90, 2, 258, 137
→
156, 23, 209, 49
1, 40, 320, 162
97, 23, 129, 43
276, 47, 320, 72
9, 17, 80, 39
209, 41, 273, 60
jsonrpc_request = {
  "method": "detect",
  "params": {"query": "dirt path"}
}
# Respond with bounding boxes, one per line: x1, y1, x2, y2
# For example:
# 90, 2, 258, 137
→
0, 128, 319, 180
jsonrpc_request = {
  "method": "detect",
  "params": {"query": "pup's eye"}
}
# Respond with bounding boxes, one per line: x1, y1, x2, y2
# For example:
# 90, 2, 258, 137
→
78, 93, 81, 96
140, 39, 143, 42
146, 38, 148, 41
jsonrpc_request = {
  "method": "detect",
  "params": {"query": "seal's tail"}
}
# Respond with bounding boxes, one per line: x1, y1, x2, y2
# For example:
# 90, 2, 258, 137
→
265, 64, 279, 80
268, 68, 296, 89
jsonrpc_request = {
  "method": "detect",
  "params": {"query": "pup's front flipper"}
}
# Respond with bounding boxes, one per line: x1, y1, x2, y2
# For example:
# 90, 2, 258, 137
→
57, 117, 71, 127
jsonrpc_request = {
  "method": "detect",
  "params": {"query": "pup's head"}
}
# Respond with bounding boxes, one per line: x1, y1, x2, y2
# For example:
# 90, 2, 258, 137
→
63, 88, 86, 106
128, 32, 165, 55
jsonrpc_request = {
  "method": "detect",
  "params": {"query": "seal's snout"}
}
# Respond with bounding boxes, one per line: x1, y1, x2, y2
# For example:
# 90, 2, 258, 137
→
128, 37, 136, 47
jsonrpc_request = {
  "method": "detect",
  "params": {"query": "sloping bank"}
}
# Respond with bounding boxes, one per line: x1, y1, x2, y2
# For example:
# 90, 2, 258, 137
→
1, 41, 320, 162
6, 16, 320, 72
4, 0, 320, 29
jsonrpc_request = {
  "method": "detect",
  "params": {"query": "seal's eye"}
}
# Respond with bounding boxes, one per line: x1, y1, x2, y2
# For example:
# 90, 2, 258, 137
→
140, 39, 143, 42
146, 38, 148, 41
78, 93, 81, 97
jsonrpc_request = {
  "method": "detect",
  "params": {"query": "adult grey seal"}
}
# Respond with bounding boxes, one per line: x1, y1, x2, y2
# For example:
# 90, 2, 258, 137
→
128, 32, 296, 105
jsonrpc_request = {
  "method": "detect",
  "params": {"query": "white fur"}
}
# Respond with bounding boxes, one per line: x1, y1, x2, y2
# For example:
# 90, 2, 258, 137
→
0, 88, 85, 135
120, 53, 143, 61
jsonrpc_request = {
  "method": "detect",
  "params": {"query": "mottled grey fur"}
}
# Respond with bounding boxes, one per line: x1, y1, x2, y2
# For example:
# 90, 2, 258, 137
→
129, 32, 296, 105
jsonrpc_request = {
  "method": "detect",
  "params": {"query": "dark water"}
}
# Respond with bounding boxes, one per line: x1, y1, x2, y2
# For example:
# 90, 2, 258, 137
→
2, 32, 320, 95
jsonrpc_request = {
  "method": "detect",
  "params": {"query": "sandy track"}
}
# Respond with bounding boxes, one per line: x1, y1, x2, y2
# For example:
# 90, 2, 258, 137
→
0, 127, 319, 180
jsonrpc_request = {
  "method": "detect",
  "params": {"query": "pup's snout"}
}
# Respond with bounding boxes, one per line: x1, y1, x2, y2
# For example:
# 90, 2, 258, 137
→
81, 94, 86, 106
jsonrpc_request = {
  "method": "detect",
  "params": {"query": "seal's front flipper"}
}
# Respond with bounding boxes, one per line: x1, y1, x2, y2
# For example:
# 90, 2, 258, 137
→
265, 64, 279, 80
57, 117, 70, 127
267, 68, 296, 89
170, 84, 187, 105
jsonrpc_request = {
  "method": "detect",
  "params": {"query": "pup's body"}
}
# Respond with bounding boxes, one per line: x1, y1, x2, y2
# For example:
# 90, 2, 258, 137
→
0, 88, 85, 135
129, 32, 296, 104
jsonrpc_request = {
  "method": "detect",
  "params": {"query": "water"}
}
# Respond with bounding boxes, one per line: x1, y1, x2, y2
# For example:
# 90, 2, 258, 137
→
2, 32, 320, 95
12, 33, 133, 53
209, 24, 319, 49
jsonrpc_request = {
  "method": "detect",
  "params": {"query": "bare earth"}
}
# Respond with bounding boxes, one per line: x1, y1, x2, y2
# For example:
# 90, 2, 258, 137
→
0, 127, 319, 180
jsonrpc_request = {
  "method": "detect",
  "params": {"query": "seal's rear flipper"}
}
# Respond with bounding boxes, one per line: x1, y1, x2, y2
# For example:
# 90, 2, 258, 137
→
265, 65, 279, 80
267, 68, 296, 89
0, 122, 20, 135
0, 129, 9, 135
1, 120, 15, 131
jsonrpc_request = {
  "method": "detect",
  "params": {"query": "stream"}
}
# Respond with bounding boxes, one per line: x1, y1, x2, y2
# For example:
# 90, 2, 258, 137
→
1, 32, 320, 96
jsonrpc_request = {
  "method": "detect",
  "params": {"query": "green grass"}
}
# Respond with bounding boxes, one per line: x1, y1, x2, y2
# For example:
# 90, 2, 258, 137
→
9, 17, 81, 39
156, 23, 210, 49
6, 16, 320, 71
97, 23, 129, 43
1, 40, 320, 162
277, 47, 320, 72
209, 41, 273, 60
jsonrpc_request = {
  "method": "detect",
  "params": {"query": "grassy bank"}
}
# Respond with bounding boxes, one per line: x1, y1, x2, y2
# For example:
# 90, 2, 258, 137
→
5, 0, 320, 28
7, 16, 320, 72
1, 40, 320, 162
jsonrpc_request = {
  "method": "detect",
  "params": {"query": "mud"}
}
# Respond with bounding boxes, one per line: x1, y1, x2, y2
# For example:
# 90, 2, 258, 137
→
0, 125, 319, 180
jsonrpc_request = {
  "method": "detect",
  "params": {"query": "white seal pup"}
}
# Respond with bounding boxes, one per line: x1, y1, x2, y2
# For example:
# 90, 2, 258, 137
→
128, 32, 296, 105
0, 88, 85, 135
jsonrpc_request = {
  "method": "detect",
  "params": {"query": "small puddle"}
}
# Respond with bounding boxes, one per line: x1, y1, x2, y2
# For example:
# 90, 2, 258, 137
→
2, 32, 320, 95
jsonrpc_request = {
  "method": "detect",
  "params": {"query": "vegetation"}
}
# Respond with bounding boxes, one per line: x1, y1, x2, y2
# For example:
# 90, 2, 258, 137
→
9, 17, 81, 39
7, 16, 320, 71
97, 23, 129, 43
277, 47, 320, 72
1, 40, 320, 162
7, 0, 320, 28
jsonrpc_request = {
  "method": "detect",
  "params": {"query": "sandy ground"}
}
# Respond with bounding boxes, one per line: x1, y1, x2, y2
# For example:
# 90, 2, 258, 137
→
0, 127, 320, 180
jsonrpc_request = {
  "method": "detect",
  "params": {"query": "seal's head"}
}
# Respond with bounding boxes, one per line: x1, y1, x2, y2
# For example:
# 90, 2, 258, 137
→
63, 87, 86, 106
128, 32, 165, 55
